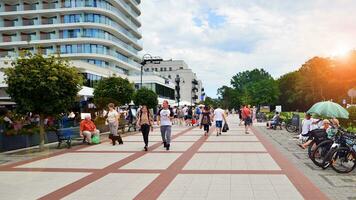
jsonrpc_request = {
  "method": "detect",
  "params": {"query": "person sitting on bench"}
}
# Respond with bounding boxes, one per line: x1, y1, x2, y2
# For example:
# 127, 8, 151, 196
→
267, 112, 280, 128
80, 115, 100, 144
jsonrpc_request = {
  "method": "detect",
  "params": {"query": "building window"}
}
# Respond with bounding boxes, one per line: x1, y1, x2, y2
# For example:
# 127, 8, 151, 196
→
180, 67, 183, 69
169, 67, 172, 71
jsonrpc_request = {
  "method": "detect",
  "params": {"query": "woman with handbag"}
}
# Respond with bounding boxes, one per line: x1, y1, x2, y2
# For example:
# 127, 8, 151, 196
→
107, 103, 123, 145
136, 105, 153, 151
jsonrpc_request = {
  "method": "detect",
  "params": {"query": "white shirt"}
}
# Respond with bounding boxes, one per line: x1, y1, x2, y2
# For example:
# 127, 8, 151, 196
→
107, 110, 119, 123
301, 119, 312, 135
214, 108, 225, 121
311, 118, 323, 130
182, 107, 188, 115
159, 109, 172, 126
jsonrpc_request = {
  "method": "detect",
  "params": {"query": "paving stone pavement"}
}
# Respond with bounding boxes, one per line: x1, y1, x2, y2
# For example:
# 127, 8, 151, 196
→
0, 116, 332, 200
255, 126, 356, 200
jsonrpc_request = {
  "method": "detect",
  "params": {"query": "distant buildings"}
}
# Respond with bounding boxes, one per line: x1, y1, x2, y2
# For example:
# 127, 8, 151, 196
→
143, 60, 205, 105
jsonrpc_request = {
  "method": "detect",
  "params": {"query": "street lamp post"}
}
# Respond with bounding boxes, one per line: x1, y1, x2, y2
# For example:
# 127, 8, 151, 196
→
175, 75, 181, 107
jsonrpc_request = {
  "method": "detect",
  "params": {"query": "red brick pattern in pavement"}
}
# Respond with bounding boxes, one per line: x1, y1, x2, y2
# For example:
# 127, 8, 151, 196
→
0, 123, 330, 200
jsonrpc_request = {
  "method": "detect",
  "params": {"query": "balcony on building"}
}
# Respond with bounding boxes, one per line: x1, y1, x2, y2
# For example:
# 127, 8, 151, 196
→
18, 47, 35, 55
4, 3, 19, 12
24, 2, 38, 10
38, 46, 55, 55
42, 16, 57, 24
4, 19, 19, 27
192, 79, 199, 85
2, 34, 17, 43
40, 31, 56, 40
42, 1, 59, 9
0, 49, 16, 58
22, 17, 38, 26
21, 32, 37, 42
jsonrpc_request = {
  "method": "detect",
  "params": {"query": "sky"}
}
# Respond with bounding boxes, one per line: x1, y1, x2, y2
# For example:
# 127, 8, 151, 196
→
139, 0, 356, 98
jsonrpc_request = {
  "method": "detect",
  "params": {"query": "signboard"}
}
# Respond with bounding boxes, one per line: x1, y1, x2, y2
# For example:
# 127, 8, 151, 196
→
275, 105, 282, 113
260, 106, 270, 113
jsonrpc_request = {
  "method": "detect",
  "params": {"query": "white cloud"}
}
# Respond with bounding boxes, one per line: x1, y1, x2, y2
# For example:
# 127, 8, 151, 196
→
140, 0, 356, 97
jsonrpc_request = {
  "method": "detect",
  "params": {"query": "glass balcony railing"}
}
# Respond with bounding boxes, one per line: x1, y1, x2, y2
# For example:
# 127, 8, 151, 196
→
59, 44, 140, 68
116, 0, 139, 18
24, 4, 38, 11
4, 5, 18, 12
42, 3, 58, 9
4, 21, 19, 27
0, 51, 17, 57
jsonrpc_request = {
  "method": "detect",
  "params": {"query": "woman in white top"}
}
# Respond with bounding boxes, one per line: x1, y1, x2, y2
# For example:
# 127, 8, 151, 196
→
107, 103, 122, 145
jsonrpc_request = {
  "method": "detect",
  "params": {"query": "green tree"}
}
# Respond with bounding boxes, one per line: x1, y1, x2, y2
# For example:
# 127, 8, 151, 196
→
93, 76, 135, 109
229, 69, 279, 106
133, 87, 158, 109
277, 71, 302, 111
200, 96, 220, 108
4, 53, 83, 151
217, 86, 240, 109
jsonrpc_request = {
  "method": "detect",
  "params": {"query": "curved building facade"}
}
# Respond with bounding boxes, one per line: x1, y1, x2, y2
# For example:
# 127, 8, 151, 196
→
0, 0, 142, 75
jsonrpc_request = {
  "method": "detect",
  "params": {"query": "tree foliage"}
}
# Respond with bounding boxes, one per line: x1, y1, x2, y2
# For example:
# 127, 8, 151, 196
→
225, 69, 279, 107
4, 53, 83, 150
93, 76, 135, 108
133, 87, 158, 109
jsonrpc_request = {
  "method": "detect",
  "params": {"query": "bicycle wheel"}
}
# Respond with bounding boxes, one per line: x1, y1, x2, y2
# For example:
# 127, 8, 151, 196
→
286, 124, 297, 133
311, 140, 333, 168
308, 140, 317, 159
330, 147, 356, 173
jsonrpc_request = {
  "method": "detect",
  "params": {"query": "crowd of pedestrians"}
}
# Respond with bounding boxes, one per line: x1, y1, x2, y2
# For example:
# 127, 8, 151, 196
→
77, 100, 258, 152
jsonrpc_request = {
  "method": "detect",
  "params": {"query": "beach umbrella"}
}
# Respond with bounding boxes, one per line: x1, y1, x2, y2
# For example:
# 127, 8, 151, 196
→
307, 101, 349, 119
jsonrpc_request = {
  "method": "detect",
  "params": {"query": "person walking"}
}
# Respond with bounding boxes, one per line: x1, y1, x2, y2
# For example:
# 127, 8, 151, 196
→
242, 105, 252, 134
238, 106, 243, 126
200, 106, 212, 136
213, 106, 227, 136
157, 100, 174, 150
136, 105, 153, 151
107, 103, 123, 145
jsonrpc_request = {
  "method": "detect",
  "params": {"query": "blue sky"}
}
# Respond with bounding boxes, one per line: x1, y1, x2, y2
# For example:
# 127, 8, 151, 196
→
140, 0, 356, 98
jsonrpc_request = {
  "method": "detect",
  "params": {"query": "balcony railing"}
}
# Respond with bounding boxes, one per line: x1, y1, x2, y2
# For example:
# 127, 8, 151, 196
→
4, 21, 18, 27
23, 19, 37, 26
42, 3, 58, 9
24, 4, 38, 10
5, 5, 18, 12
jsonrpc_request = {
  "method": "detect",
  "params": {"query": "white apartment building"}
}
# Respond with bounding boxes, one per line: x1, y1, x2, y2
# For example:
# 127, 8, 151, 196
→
143, 60, 205, 105
0, 0, 175, 104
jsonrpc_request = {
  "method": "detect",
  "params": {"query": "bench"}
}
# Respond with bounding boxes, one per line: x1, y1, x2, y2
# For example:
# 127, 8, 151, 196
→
55, 127, 81, 149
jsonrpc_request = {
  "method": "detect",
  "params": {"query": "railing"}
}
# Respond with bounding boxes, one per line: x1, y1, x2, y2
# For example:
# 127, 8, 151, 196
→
4, 5, 18, 12
23, 19, 37, 26
42, 3, 58, 9
4, 21, 18, 27
24, 4, 37, 10
0, 51, 16, 57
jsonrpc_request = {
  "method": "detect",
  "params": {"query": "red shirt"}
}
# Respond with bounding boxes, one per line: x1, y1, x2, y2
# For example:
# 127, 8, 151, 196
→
80, 120, 96, 132
242, 108, 251, 118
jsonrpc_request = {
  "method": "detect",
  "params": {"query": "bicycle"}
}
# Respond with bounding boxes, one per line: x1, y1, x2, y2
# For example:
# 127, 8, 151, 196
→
311, 128, 350, 169
328, 134, 356, 173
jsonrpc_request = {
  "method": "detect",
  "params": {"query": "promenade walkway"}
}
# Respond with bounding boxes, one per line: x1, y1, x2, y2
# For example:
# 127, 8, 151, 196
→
0, 116, 328, 200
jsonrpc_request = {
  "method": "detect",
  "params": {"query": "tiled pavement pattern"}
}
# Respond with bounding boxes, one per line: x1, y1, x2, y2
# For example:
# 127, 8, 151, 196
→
256, 126, 356, 200
0, 116, 329, 200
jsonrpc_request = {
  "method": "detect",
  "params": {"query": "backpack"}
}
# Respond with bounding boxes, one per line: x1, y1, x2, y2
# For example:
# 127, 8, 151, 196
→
201, 112, 210, 125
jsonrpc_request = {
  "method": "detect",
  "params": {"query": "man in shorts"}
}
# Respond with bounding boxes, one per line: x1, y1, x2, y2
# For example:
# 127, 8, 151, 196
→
242, 105, 252, 134
213, 106, 226, 136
